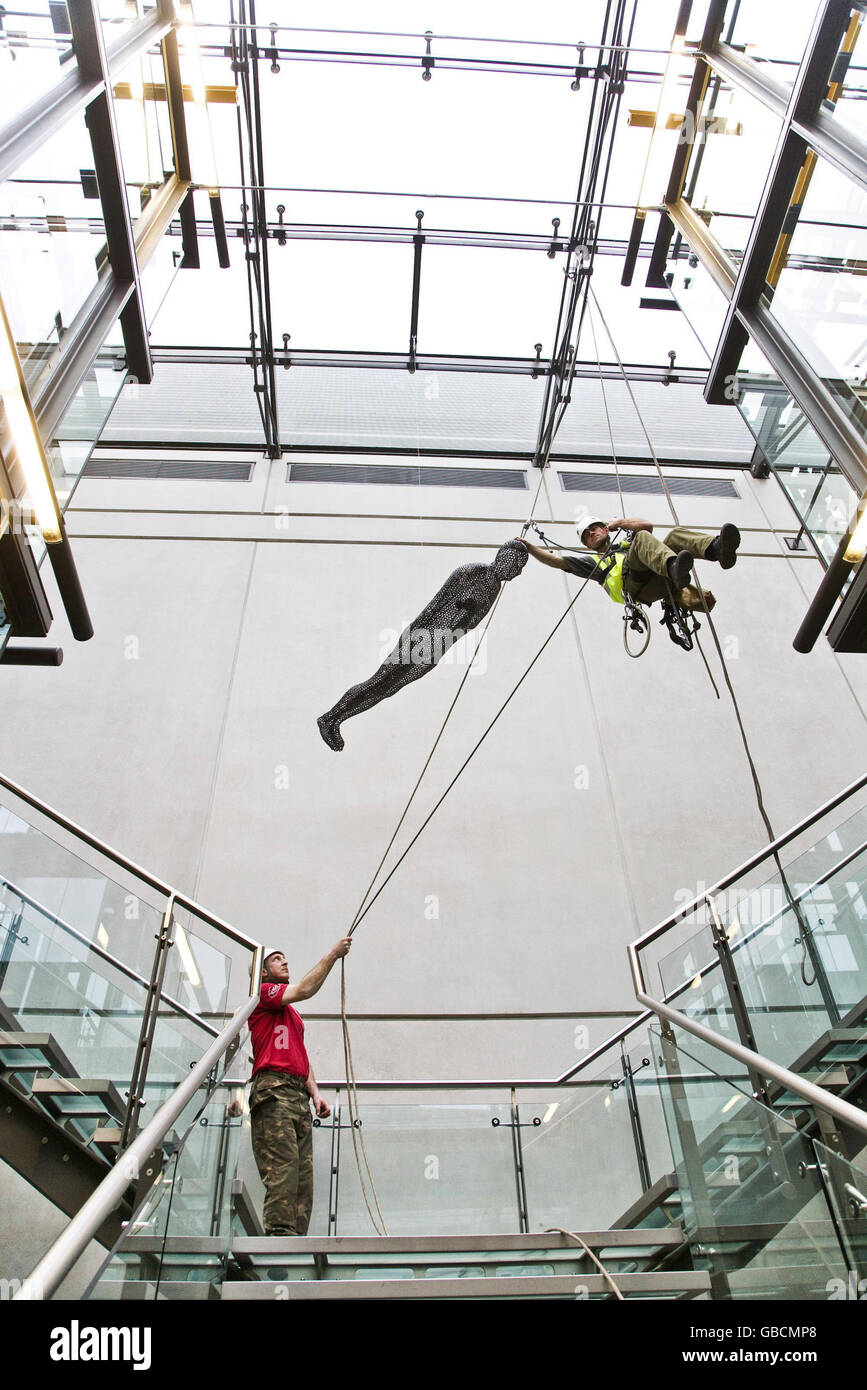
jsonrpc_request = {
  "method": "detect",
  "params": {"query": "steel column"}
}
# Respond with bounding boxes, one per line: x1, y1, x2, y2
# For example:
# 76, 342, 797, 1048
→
120, 896, 176, 1150
703, 3, 855, 405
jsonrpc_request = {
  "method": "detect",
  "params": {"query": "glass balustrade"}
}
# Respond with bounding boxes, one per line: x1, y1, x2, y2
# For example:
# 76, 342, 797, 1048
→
650, 1024, 863, 1300
656, 800, 867, 1080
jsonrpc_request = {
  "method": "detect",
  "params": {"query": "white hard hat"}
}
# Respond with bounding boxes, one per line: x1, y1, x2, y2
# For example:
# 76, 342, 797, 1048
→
577, 516, 606, 543
262, 947, 284, 966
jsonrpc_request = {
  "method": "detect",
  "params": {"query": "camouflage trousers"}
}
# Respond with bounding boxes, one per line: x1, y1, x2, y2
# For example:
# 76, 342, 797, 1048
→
249, 1071, 314, 1236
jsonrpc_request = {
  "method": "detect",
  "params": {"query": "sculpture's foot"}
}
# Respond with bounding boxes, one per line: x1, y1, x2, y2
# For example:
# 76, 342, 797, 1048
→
677, 585, 715, 613
317, 714, 344, 751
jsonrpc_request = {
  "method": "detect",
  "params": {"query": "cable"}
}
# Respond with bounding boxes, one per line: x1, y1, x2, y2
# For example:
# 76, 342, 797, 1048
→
546, 1226, 626, 1300
595, 283, 822, 995
351, 567, 599, 936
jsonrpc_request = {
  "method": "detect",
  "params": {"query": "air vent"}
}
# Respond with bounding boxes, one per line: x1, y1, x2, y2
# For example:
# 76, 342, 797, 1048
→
83, 459, 254, 481
559, 471, 739, 498
288, 462, 528, 489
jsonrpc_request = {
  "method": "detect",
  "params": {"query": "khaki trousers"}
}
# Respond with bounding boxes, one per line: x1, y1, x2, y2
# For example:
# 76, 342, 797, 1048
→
623, 527, 713, 604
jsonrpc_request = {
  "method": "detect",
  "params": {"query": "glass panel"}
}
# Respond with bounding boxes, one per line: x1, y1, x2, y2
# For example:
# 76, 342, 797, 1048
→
722, 0, 821, 71
657, 802, 867, 1075
0, 4, 76, 123
685, 83, 783, 257
827, 8, 866, 146
670, 254, 731, 365
47, 353, 131, 509
769, 156, 867, 439
0, 884, 216, 1116
736, 378, 855, 563
651, 1024, 853, 1299
522, 1038, 675, 1234
111, 46, 178, 225
334, 1102, 517, 1236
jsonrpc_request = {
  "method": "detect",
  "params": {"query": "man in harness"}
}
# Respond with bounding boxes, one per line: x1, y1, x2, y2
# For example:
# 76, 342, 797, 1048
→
520, 516, 741, 614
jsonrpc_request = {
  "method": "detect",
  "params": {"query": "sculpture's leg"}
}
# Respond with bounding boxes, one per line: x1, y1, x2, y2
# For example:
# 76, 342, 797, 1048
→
318, 636, 438, 751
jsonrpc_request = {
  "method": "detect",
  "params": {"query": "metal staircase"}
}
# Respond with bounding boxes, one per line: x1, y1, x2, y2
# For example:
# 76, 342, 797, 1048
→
1, 770, 867, 1302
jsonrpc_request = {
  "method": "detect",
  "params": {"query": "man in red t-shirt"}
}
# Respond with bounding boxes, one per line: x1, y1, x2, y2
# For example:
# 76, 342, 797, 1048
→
248, 938, 351, 1236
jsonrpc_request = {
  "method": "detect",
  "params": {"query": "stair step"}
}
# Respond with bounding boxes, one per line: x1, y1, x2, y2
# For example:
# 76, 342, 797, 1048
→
92, 1125, 123, 1161
230, 1229, 686, 1259
32, 1076, 126, 1120
0, 998, 19, 1032
221, 1269, 711, 1300
0, 1031, 75, 1075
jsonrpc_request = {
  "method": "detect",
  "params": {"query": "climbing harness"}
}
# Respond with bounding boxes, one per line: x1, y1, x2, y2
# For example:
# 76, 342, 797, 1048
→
660, 589, 700, 653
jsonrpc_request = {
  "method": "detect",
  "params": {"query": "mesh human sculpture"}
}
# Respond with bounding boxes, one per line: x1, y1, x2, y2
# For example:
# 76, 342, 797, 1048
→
317, 539, 528, 751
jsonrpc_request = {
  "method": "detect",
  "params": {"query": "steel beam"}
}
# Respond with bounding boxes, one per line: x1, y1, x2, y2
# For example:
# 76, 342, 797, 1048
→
32, 175, 189, 442
665, 199, 738, 296
68, 0, 153, 383
160, 26, 193, 185
0, 2, 174, 186
703, 4, 856, 405
743, 299, 867, 498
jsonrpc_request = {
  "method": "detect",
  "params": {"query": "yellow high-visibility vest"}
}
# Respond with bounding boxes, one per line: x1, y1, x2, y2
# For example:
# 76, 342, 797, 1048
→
598, 542, 630, 605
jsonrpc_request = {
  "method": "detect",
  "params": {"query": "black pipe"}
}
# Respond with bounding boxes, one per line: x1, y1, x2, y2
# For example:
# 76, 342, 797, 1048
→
179, 190, 200, 269
209, 192, 230, 268
621, 209, 645, 286
0, 646, 63, 666
793, 532, 853, 653
45, 518, 93, 642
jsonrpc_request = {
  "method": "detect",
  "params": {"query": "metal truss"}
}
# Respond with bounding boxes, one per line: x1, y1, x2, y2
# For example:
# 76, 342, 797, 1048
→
532, 0, 635, 471
0, 0, 191, 648
150, 343, 708, 387
650, 0, 867, 651
230, 0, 281, 458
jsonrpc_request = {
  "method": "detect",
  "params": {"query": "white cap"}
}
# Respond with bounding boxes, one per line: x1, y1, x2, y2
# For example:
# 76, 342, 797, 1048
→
577, 516, 605, 543
262, 947, 284, 967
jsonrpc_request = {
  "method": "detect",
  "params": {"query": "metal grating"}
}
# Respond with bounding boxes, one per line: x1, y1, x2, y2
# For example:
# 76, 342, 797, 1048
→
82, 459, 254, 481
288, 462, 528, 489
559, 471, 740, 498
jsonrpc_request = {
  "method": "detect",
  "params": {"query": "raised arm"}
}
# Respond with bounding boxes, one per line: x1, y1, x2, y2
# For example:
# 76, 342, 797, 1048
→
519, 539, 570, 571
608, 517, 653, 533
282, 938, 352, 1004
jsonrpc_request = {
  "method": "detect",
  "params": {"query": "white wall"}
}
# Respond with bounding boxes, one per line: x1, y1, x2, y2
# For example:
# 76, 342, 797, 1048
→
2, 448, 865, 1082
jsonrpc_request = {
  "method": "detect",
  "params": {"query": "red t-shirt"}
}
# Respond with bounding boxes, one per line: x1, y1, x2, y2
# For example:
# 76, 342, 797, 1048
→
248, 981, 311, 1079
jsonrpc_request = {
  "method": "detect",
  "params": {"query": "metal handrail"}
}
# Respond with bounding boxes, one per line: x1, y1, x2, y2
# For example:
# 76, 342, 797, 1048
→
14, 990, 260, 1302
630, 772, 867, 959
0, 770, 261, 958
639, 834, 867, 1021
628, 943, 867, 1139
0, 874, 220, 1038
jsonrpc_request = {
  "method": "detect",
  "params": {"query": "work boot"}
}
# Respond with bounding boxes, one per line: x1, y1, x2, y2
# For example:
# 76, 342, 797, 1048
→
317, 714, 344, 752
706, 523, 741, 569
666, 550, 693, 590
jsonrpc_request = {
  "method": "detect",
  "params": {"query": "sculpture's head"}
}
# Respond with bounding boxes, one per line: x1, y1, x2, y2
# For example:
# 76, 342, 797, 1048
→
491, 539, 529, 582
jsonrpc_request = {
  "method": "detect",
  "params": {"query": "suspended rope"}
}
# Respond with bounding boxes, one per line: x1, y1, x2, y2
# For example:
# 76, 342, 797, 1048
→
337, 467, 554, 1231
590, 283, 818, 988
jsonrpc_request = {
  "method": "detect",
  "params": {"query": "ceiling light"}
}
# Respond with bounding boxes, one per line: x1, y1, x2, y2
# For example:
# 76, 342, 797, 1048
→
0, 298, 62, 543
174, 922, 202, 988
844, 503, 867, 563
